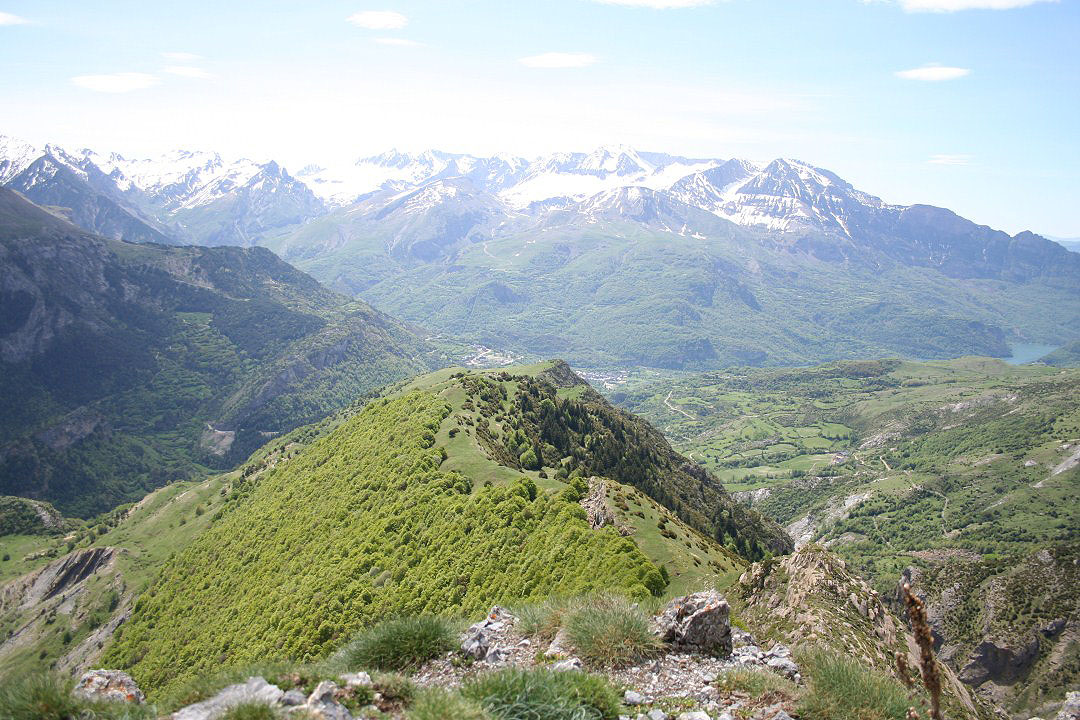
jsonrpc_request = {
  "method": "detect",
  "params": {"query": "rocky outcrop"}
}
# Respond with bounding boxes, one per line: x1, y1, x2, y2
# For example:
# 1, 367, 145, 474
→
959, 637, 1041, 686
1, 546, 116, 612
581, 476, 616, 529
73, 669, 144, 704
732, 546, 992, 720
171, 676, 285, 720
899, 546, 1080, 716
653, 591, 732, 657
460, 605, 513, 663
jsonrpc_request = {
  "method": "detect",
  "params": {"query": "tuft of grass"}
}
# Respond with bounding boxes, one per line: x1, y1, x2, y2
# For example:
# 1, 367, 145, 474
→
796, 648, 922, 720
371, 671, 416, 703
462, 667, 622, 720
220, 702, 279, 720
338, 615, 456, 672
563, 594, 661, 667
0, 673, 154, 720
407, 688, 491, 720
516, 596, 574, 640
716, 666, 799, 698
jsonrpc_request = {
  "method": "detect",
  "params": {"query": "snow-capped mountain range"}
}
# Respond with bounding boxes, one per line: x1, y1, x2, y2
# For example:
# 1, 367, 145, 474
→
0, 135, 911, 244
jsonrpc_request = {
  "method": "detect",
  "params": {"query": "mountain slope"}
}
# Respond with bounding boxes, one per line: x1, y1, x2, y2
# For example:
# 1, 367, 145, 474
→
609, 357, 1080, 716
100, 361, 788, 696
0, 188, 433, 516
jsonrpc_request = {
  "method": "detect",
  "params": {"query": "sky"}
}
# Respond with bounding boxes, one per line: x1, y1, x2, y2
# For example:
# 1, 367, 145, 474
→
0, 0, 1078, 236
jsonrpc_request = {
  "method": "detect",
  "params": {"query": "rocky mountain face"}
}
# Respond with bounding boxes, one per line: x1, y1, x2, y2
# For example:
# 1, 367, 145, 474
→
0, 137, 324, 247
0, 187, 433, 516
900, 547, 1080, 718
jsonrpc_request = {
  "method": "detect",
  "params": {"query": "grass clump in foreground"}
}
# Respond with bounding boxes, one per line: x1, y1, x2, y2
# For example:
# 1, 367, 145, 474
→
517, 595, 575, 640
563, 593, 662, 667
796, 648, 924, 720
462, 667, 622, 720
408, 688, 491, 720
0, 673, 154, 720
716, 666, 799, 699
338, 615, 456, 672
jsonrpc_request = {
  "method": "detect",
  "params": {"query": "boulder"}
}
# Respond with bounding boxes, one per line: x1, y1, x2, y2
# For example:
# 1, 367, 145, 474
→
625, 689, 645, 705
72, 669, 144, 704
172, 677, 284, 720
654, 591, 732, 656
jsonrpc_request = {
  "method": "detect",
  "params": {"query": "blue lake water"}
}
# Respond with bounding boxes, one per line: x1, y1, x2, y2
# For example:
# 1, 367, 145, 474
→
1003, 343, 1060, 365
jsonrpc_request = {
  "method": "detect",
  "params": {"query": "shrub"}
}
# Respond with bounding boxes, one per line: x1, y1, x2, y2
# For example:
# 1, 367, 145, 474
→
462, 668, 622, 720
408, 688, 491, 720
340, 615, 455, 672
796, 648, 920, 720
564, 594, 661, 667
220, 702, 278, 720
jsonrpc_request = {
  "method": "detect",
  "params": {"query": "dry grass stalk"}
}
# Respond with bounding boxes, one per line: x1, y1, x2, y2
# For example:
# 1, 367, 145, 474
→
902, 582, 943, 720
896, 651, 914, 690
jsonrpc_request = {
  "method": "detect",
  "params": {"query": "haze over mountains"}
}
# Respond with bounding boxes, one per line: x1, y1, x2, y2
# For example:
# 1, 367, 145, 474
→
3, 135, 1078, 371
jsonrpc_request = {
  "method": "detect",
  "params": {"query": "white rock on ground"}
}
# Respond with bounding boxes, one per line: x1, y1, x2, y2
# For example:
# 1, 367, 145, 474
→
171, 677, 284, 720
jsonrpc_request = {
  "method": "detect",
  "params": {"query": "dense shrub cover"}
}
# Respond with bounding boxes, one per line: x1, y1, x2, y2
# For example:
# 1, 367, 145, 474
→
105, 391, 663, 697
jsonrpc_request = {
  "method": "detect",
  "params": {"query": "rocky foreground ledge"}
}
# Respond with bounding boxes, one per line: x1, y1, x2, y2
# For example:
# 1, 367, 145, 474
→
74, 591, 805, 720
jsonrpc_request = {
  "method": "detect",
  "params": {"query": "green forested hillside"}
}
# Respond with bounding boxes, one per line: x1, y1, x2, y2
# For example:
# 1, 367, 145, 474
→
98, 362, 782, 697
0, 188, 435, 517
266, 209, 1080, 369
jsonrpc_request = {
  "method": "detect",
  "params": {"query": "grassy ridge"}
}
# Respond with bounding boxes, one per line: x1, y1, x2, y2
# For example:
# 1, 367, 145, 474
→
103, 388, 667, 696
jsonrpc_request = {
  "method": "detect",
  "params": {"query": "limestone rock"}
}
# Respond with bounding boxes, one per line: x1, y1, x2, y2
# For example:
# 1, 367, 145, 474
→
545, 627, 572, 658
654, 591, 732, 656
552, 657, 583, 671
339, 672, 371, 688
72, 669, 144, 704
172, 677, 284, 720
1056, 691, 1080, 720
296, 681, 352, 720
625, 689, 645, 705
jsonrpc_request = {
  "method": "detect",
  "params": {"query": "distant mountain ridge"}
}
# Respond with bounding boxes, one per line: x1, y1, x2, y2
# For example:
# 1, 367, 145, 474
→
3, 135, 1078, 369
0, 187, 433, 516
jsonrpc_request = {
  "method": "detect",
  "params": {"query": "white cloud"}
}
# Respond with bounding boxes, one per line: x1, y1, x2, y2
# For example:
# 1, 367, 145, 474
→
928, 154, 973, 165
895, 64, 971, 81
374, 37, 422, 46
519, 52, 598, 69
899, 0, 1055, 10
161, 52, 202, 62
71, 72, 160, 93
0, 11, 29, 25
592, 0, 715, 6
346, 10, 408, 29
164, 66, 212, 78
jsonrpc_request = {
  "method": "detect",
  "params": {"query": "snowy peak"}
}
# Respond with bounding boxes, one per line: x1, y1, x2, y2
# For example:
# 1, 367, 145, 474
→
0, 135, 42, 184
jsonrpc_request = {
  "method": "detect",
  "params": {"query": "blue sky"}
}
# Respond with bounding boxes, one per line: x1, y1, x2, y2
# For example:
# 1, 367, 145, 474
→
0, 0, 1077, 236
